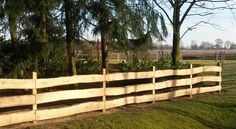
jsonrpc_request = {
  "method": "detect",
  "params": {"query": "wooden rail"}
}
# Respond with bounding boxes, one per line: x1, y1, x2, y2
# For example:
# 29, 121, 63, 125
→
0, 64, 222, 127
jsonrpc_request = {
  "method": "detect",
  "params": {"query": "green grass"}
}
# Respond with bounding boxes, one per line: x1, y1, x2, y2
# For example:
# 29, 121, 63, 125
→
25, 60, 236, 129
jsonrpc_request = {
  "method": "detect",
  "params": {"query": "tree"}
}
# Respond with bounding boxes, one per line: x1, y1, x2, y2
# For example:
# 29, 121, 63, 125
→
87, 0, 167, 69
64, 0, 76, 75
153, 0, 235, 66
199, 41, 212, 50
1, 0, 25, 47
215, 38, 224, 49
230, 43, 236, 49
190, 40, 198, 50
224, 40, 232, 49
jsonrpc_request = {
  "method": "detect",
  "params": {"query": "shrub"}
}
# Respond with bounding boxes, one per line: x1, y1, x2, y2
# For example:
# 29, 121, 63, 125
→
0, 41, 68, 78
118, 59, 191, 72
76, 58, 101, 74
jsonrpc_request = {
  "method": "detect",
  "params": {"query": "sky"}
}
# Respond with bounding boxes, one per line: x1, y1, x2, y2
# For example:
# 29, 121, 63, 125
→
161, 3, 236, 47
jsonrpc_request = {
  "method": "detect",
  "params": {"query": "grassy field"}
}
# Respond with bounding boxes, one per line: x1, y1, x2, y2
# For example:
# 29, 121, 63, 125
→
17, 60, 236, 129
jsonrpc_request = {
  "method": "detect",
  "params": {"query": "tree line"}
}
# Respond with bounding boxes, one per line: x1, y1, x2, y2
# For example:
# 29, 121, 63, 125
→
190, 39, 236, 50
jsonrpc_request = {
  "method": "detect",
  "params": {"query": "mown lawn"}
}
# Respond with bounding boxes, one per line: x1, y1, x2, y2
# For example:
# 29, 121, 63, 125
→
24, 60, 236, 129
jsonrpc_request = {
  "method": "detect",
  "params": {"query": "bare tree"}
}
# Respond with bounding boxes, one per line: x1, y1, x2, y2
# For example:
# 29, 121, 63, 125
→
230, 43, 236, 49
190, 40, 198, 50
215, 38, 224, 49
153, 0, 235, 66
225, 40, 233, 49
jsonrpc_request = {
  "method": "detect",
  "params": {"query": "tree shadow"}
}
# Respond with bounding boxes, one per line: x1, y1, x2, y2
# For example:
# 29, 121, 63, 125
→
190, 99, 236, 110
158, 106, 235, 129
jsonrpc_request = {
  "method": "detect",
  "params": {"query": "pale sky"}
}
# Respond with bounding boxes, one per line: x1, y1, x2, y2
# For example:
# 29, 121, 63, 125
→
162, 7, 236, 46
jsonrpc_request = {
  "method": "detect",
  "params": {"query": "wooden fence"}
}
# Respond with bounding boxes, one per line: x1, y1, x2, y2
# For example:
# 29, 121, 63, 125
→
0, 64, 222, 127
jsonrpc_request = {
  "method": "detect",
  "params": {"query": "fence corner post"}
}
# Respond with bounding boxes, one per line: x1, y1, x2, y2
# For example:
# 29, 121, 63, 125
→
102, 69, 106, 112
32, 72, 37, 124
217, 62, 222, 92
190, 64, 193, 98
152, 66, 156, 103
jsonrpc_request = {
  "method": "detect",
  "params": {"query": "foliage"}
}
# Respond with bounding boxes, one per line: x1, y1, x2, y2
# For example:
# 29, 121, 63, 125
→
118, 59, 190, 72
118, 60, 153, 72
76, 58, 100, 75
0, 41, 68, 78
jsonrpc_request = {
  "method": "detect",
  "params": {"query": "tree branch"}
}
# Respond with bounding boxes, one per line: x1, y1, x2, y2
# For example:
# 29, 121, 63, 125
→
180, 20, 223, 39
180, 0, 196, 25
153, 0, 173, 25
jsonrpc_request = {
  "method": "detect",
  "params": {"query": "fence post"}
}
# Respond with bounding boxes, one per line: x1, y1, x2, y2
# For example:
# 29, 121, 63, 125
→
217, 62, 222, 92
152, 66, 156, 103
190, 64, 193, 98
117, 53, 120, 62
32, 72, 37, 123
102, 69, 106, 112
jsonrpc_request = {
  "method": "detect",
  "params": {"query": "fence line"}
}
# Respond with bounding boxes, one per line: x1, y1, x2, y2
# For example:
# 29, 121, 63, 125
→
0, 64, 222, 127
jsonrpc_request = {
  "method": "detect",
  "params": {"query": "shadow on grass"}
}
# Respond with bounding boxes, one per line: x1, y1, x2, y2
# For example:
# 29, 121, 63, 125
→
158, 106, 235, 129
190, 99, 236, 111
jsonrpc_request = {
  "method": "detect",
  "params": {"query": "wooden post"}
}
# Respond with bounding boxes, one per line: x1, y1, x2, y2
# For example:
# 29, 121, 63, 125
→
156, 52, 158, 61
161, 50, 164, 59
152, 66, 156, 103
220, 51, 222, 63
190, 64, 193, 98
217, 62, 222, 92
102, 69, 106, 112
32, 72, 37, 123
215, 51, 217, 61
117, 53, 120, 62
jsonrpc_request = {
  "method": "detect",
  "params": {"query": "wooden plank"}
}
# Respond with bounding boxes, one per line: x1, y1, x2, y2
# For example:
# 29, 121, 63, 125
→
0, 79, 34, 89
106, 83, 153, 96
0, 111, 34, 127
155, 89, 190, 101
155, 69, 191, 78
192, 67, 204, 74
155, 78, 191, 90
203, 66, 222, 72
0, 95, 34, 108
192, 85, 221, 95
107, 71, 153, 81
37, 88, 104, 104
36, 101, 103, 120
106, 94, 153, 109
37, 74, 103, 88
192, 76, 222, 84
192, 66, 221, 74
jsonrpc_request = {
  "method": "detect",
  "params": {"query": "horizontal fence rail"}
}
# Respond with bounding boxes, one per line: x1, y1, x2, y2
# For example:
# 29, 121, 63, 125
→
0, 63, 222, 127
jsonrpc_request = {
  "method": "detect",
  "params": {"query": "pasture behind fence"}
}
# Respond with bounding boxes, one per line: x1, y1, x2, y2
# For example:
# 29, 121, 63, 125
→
0, 63, 222, 127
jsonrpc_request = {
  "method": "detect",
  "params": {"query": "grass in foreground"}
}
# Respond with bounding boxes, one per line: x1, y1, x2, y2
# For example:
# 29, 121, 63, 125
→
22, 61, 236, 129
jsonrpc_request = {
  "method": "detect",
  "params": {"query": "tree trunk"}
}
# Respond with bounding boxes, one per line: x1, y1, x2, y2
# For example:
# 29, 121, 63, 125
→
171, 25, 180, 67
65, 0, 77, 75
39, 12, 48, 43
171, 1, 181, 67
101, 29, 107, 69
100, 0, 108, 69
8, 14, 18, 48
